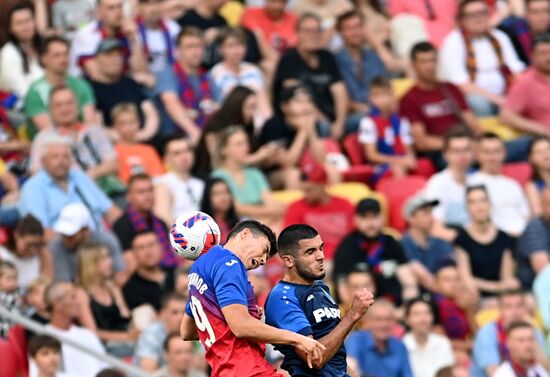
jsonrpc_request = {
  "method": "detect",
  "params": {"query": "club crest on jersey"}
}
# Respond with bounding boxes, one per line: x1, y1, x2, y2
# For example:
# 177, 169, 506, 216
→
313, 307, 341, 323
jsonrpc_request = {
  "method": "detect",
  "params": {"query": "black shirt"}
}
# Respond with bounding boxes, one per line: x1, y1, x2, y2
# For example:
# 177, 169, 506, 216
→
273, 48, 342, 121
122, 268, 175, 311
454, 227, 513, 296
89, 76, 147, 126
177, 10, 261, 67
332, 231, 407, 305
112, 212, 169, 252
259, 114, 325, 147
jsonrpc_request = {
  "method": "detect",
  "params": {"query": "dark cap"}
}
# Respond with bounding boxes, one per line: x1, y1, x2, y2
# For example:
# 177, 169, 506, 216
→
95, 38, 123, 55
280, 85, 309, 103
355, 198, 381, 216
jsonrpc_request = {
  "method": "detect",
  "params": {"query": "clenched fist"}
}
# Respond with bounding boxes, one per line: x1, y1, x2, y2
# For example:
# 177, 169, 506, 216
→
349, 289, 375, 320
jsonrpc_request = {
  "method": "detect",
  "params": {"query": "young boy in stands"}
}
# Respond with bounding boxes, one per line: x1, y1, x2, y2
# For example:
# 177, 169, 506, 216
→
28, 335, 64, 377
358, 77, 416, 181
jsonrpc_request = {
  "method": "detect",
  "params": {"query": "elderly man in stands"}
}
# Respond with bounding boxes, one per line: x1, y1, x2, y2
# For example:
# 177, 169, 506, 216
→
19, 135, 121, 239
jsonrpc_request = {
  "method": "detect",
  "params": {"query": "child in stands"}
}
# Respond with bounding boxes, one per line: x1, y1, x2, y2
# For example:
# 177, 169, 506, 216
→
0, 261, 23, 338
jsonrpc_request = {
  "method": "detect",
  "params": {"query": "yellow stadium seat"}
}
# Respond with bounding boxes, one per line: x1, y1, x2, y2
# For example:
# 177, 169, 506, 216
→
272, 189, 303, 204
220, 1, 244, 27
17, 124, 30, 142
327, 182, 370, 205
476, 308, 500, 328
479, 117, 522, 141
391, 78, 414, 99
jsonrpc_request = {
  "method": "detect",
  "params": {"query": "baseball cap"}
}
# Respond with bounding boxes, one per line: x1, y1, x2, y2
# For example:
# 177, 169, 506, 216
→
303, 162, 328, 185
355, 198, 381, 216
53, 202, 93, 236
402, 193, 439, 219
95, 38, 123, 55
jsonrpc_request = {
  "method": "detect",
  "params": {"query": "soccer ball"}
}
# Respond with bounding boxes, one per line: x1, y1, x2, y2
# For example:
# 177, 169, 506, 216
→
169, 211, 221, 261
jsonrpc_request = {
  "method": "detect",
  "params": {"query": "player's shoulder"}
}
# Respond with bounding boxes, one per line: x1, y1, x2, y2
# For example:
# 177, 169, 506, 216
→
267, 281, 307, 307
192, 245, 244, 273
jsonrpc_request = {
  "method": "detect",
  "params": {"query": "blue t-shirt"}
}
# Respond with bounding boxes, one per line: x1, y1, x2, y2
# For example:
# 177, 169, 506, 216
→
400, 233, 454, 273
345, 330, 413, 377
265, 280, 349, 377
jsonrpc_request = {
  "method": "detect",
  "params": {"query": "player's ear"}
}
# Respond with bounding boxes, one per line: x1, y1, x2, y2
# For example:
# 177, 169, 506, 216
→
281, 254, 294, 268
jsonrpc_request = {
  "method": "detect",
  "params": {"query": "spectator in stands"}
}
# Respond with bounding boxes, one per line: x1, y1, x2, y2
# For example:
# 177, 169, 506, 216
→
469, 133, 530, 236
210, 28, 271, 119
0, 261, 23, 338
76, 243, 136, 358
283, 163, 354, 261
401, 194, 453, 293
112, 103, 165, 185
28, 335, 64, 377
123, 231, 175, 311
337, 262, 376, 310
517, 187, 550, 289
259, 85, 327, 189
0, 2, 43, 100
43, 281, 106, 377
134, 292, 186, 372
470, 290, 548, 377
333, 198, 417, 305
52, 0, 95, 41
525, 136, 550, 215
0, 215, 51, 289
241, 0, 298, 54
88, 39, 159, 142
424, 128, 475, 240
493, 321, 550, 377
358, 77, 416, 179
113, 174, 174, 269
501, 34, 550, 134
154, 136, 204, 226
346, 299, 414, 377
335, 10, 387, 131
19, 136, 121, 236
439, 0, 525, 116
273, 13, 349, 139
433, 260, 478, 352
156, 27, 216, 143
211, 126, 285, 227
403, 298, 455, 377
501, 0, 550, 65
25, 36, 96, 135
48, 202, 125, 284
200, 177, 240, 244
70, 0, 148, 80
401, 42, 481, 169
135, 0, 180, 73
455, 185, 519, 299
26, 276, 51, 331
155, 333, 207, 377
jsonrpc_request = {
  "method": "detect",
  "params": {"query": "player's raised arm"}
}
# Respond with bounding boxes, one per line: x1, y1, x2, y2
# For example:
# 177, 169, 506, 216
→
221, 304, 326, 368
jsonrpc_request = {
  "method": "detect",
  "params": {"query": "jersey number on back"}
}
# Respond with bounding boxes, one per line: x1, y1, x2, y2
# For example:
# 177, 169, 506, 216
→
190, 296, 216, 347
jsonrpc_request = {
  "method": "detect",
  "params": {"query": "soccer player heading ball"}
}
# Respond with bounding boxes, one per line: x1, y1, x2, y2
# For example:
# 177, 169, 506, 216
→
180, 220, 326, 376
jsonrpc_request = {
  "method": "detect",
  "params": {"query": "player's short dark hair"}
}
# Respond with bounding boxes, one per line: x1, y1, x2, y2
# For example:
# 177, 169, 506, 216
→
410, 41, 436, 61
227, 220, 278, 257
370, 76, 391, 90
442, 126, 474, 151
160, 292, 187, 310
506, 320, 533, 334
336, 9, 363, 31
95, 369, 125, 377
28, 335, 61, 357
277, 224, 319, 257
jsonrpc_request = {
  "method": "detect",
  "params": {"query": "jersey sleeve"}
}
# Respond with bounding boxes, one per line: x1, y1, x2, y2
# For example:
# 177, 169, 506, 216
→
265, 288, 312, 336
358, 117, 377, 145
211, 257, 248, 309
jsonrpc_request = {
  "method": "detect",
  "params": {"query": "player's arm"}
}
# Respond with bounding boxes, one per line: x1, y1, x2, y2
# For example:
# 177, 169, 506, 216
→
347, 365, 360, 377
295, 290, 374, 369
222, 304, 326, 368
180, 313, 199, 341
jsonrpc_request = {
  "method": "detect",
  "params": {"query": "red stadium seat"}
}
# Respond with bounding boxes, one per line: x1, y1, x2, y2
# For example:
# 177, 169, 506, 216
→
502, 162, 532, 187
343, 133, 365, 165
375, 175, 427, 232
0, 326, 28, 377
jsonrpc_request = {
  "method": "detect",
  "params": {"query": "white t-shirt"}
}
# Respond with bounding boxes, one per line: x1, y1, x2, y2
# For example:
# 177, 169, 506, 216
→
0, 42, 44, 99
439, 28, 525, 96
0, 246, 40, 290
209, 62, 265, 102
493, 361, 550, 377
136, 19, 180, 73
155, 172, 205, 222
468, 171, 530, 235
424, 169, 469, 226
403, 332, 455, 377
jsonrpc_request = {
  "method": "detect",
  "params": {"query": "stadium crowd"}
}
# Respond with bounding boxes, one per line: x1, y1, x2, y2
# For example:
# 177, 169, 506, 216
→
1, 0, 550, 375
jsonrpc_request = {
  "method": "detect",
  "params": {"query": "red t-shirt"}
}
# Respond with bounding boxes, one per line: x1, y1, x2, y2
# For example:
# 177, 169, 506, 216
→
283, 196, 355, 260
399, 83, 468, 137
504, 68, 550, 127
241, 8, 298, 53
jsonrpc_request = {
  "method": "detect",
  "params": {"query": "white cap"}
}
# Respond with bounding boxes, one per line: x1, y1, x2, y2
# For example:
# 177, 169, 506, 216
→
53, 202, 93, 236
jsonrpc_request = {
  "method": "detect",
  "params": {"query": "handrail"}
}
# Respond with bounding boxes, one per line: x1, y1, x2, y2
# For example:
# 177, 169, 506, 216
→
0, 306, 152, 377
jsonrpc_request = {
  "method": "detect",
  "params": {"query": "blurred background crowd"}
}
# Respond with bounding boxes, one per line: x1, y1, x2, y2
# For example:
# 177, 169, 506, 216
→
1, 0, 550, 376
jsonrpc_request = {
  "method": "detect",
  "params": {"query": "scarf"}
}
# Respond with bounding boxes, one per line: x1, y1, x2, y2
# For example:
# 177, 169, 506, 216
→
515, 19, 532, 62
172, 61, 212, 127
497, 320, 510, 361
462, 29, 512, 89
510, 359, 541, 377
136, 17, 174, 65
358, 235, 385, 275
126, 204, 178, 268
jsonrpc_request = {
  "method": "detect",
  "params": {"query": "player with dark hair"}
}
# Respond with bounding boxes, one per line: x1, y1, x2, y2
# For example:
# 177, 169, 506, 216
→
265, 224, 374, 377
180, 220, 325, 376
